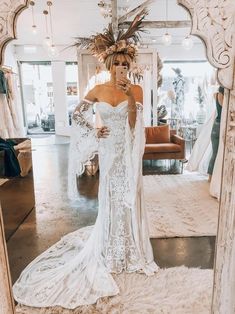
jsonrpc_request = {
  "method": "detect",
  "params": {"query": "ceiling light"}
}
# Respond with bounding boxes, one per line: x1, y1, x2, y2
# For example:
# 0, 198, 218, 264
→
182, 35, 194, 50
48, 44, 59, 57
162, 33, 172, 46
43, 36, 51, 47
43, 10, 51, 47
32, 25, 37, 35
162, 0, 172, 46
29, 1, 37, 35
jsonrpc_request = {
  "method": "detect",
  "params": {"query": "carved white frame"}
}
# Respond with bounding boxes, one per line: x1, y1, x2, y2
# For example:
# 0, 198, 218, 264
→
0, 0, 234, 313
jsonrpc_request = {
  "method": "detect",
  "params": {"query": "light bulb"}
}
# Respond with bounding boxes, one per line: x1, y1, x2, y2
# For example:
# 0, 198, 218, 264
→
182, 36, 194, 50
32, 25, 37, 35
49, 44, 59, 57
162, 32, 172, 46
43, 36, 51, 47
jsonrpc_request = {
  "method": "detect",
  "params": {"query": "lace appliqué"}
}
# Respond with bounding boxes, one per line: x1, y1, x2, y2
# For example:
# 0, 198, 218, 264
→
73, 100, 94, 131
68, 99, 98, 200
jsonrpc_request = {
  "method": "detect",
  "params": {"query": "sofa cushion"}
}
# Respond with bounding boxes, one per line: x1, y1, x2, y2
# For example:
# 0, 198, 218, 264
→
145, 143, 181, 153
145, 125, 170, 144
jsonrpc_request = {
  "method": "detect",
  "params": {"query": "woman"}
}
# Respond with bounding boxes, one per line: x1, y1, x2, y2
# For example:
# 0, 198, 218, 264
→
208, 86, 224, 181
13, 13, 158, 309
186, 85, 225, 199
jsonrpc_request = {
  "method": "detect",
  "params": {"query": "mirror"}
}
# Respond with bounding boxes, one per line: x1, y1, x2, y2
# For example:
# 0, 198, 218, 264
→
0, 0, 234, 312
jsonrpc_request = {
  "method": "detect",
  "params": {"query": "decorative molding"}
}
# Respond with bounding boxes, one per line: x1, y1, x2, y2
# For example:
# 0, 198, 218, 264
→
212, 72, 235, 313
0, 0, 29, 65
0, 1, 234, 313
178, 0, 235, 89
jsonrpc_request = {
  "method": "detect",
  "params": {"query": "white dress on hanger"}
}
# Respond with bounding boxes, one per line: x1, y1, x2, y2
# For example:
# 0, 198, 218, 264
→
13, 100, 158, 309
0, 71, 24, 139
0, 93, 16, 138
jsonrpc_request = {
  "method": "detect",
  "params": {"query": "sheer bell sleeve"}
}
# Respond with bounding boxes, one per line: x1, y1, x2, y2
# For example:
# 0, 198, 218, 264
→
68, 99, 98, 200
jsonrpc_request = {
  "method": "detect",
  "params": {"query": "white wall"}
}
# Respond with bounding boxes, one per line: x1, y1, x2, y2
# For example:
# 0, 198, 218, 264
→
51, 61, 70, 136
13, 43, 207, 63
14, 45, 77, 62
155, 43, 207, 61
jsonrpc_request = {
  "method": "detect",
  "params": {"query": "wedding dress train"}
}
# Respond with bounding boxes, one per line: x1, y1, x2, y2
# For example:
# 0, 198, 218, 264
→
13, 100, 158, 309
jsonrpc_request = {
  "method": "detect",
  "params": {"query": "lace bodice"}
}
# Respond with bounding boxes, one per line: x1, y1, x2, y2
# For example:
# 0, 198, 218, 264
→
96, 101, 128, 155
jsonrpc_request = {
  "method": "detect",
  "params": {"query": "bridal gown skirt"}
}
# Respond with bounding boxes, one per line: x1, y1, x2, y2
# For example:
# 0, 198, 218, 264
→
13, 101, 158, 309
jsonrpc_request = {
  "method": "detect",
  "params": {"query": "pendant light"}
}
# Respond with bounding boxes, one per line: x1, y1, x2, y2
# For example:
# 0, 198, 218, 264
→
162, 0, 172, 46
47, 1, 59, 57
43, 9, 51, 47
29, 1, 37, 35
182, 35, 194, 50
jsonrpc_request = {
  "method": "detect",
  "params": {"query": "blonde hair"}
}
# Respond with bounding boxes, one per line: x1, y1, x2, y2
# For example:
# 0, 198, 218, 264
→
104, 53, 133, 71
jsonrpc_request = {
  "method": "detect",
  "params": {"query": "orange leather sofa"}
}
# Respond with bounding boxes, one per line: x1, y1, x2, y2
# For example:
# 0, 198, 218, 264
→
143, 125, 185, 168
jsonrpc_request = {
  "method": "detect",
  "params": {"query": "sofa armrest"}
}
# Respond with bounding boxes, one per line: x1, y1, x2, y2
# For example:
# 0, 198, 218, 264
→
171, 134, 185, 147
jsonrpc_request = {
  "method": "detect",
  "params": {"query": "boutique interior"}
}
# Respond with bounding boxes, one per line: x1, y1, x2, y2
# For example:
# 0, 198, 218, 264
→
0, 0, 232, 313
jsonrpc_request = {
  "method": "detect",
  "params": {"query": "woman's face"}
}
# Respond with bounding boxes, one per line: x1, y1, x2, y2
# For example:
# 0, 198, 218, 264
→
110, 54, 130, 77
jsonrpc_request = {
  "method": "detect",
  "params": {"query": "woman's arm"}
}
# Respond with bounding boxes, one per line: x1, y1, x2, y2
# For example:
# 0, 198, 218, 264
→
214, 91, 224, 107
73, 85, 109, 138
127, 85, 143, 129
217, 92, 224, 107
72, 86, 98, 129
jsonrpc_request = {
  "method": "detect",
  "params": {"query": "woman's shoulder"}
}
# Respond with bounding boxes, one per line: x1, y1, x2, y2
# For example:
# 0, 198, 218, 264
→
95, 83, 109, 89
131, 84, 143, 96
131, 84, 142, 91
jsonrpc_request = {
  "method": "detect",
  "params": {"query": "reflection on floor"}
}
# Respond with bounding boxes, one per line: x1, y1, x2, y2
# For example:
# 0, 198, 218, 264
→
6, 135, 215, 284
143, 159, 182, 175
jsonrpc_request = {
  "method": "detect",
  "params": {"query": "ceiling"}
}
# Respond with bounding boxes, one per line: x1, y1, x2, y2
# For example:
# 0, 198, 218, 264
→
14, 0, 202, 47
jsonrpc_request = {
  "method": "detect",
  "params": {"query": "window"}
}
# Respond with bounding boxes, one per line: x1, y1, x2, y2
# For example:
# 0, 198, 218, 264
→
159, 61, 215, 123
20, 62, 55, 133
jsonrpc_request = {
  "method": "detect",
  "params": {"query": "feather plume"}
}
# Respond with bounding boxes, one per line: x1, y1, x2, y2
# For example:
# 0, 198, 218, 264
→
118, 8, 148, 42
73, 37, 92, 49
72, 9, 147, 61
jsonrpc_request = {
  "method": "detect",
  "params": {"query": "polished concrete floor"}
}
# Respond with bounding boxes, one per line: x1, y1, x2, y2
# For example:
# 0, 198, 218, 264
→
6, 135, 216, 284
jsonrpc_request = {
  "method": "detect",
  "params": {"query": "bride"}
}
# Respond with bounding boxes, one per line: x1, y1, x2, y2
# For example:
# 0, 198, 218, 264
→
13, 13, 158, 309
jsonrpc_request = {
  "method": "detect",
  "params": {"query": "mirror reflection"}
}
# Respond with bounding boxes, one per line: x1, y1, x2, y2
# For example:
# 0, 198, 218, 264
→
0, 0, 226, 312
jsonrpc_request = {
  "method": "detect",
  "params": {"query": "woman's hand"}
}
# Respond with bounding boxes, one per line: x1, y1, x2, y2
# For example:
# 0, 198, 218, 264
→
96, 126, 110, 139
116, 78, 132, 96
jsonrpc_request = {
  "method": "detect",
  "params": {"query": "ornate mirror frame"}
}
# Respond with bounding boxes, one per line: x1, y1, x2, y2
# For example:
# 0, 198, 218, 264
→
0, 0, 234, 312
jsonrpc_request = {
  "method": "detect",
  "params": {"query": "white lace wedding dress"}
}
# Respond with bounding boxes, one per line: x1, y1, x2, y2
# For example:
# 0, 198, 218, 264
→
13, 100, 158, 309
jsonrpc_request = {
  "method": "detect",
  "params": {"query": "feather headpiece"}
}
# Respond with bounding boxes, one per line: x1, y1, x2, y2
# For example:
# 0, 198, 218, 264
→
74, 9, 147, 63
